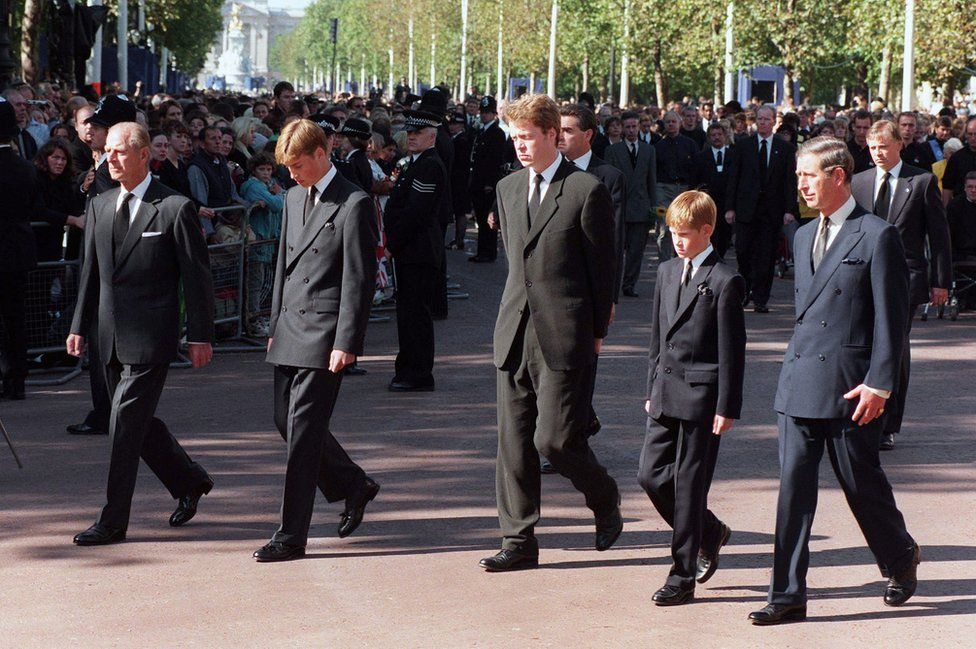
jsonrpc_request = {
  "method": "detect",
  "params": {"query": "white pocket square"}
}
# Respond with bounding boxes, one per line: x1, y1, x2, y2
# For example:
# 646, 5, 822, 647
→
141, 232, 162, 238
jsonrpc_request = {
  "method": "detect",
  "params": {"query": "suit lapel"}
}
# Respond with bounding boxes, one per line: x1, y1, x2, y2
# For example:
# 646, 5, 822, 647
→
524, 160, 572, 248
799, 211, 866, 317
667, 253, 717, 336
113, 182, 160, 272
288, 175, 343, 267
96, 189, 119, 273
888, 171, 914, 224
663, 259, 681, 324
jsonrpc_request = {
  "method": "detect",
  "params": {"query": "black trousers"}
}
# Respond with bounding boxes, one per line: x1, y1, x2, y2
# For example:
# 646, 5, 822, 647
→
769, 414, 916, 605
734, 219, 779, 306
99, 354, 209, 530
82, 322, 112, 430
712, 216, 732, 258
638, 414, 723, 588
0, 271, 28, 387
394, 262, 437, 384
472, 193, 497, 260
272, 364, 366, 547
432, 227, 449, 319
495, 315, 618, 552
623, 222, 651, 291
884, 304, 920, 435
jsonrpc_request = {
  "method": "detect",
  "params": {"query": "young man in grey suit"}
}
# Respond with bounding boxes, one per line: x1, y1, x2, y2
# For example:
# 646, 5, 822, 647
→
68, 122, 215, 546
750, 137, 919, 626
254, 118, 380, 562
851, 119, 951, 451
479, 94, 621, 572
605, 111, 657, 297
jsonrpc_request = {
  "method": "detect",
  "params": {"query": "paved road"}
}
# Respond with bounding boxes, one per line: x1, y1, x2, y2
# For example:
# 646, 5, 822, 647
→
2, 240, 974, 647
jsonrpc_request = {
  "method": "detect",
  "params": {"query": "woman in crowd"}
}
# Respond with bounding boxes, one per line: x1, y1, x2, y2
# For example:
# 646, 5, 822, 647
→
239, 153, 284, 337
229, 116, 258, 169
32, 139, 85, 262
604, 115, 623, 145
157, 119, 193, 198
149, 129, 169, 171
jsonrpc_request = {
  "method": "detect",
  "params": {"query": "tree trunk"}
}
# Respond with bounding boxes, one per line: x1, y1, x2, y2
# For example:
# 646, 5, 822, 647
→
782, 67, 794, 106
712, 15, 723, 105
582, 54, 589, 93
879, 43, 892, 102
652, 42, 667, 107
20, 0, 45, 84
854, 61, 868, 102
608, 44, 616, 103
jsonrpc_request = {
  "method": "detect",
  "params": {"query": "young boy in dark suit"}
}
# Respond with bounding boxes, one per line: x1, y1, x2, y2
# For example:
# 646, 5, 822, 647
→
638, 190, 747, 605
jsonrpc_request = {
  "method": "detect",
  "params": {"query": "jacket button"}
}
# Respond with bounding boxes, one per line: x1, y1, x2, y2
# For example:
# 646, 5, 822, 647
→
794, 352, 800, 359
820, 320, 827, 327
312, 248, 318, 254
285, 275, 291, 281
795, 288, 799, 293
299, 309, 306, 315
525, 280, 532, 287
834, 288, 842, 295
303, 278, 309, 283
281, 306, 287, 312
664, 367, 672, 374
667, 342, 674, 350
288, 245, 294, 251
819, 354, 826, 361
797, 319, 803, 325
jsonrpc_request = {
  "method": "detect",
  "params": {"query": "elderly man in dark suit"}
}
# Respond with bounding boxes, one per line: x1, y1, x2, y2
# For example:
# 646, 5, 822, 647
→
0, 100, 38, 401
479, 94, 621, 572
68, 122, 215, 546
725, 105, 798, 313
851, 119, 951, 451
606, 110, 657, 297
255, 118, 380, 562
750, 137, 918, 626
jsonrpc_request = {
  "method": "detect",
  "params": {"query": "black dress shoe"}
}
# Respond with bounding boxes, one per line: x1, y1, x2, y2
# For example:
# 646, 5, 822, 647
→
73, 523, 126, 546
169, 477, 214, 527
595, 503, 623, 551
696, 522, 732, 584
343, 365, 368, 376
884, 544, 920, 606
753, 304, 769, 313
66, 422, 107, 435
540, 458, 557, 474
388, 379, 435, 392
748, 603, 807, 626
253, 541, 306, 562
880, 433, 895, 451
622, 288, 639, 298
479, 548, 539, 572
652, 583, 695, 606
338, 478, 380, 538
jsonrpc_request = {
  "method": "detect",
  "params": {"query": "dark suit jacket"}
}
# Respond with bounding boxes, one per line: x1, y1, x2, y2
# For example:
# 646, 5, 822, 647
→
774, 206, 909, 419
851, 165, 951, 306
725, 134, 798, 223
337, 148, 374, 193
691, 146, 733, 215
494, 158, 616, 371
267, 171, 377, 367
586, 155, 627, 302
0, 147, 39, 273
384, 148, 449, 267
605, 140, 657, 223
450, 131, 471, 213
468, 120, 508, 197
646, 251, 746, 421
70, 179, 215, 365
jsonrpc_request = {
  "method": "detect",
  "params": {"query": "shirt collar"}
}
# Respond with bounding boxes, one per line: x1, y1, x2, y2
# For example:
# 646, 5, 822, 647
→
820, 194, 856, 227
687, 244, 714, 272
311, 164, 338, 197
534, 153, 563, 183
572, 149, 593, 171
123, 173, 153, 201
878, 159, 902, 180
711, 145, 725, 155
758, 133, 773, 145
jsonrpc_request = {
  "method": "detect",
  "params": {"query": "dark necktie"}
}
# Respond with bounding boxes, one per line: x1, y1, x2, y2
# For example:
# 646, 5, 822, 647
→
113, 193, 132, 262
675, 258, 692, 312
303, 186, 318, 225
715, 149, 723, 167
812, 216, 829, 271
758, 138, 768, 181
629, 142, 638, 168
528, 173, 543, 228
875, 171, 891, 221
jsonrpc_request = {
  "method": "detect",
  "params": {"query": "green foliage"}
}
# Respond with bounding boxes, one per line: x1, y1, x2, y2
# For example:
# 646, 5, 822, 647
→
145, 0, 225, 75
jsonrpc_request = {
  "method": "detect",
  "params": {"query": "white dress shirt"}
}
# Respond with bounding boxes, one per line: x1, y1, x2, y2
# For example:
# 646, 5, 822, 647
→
571, 149, 593, 171
757, 134, 773, 165
311, 163, 339, 199
874, 160, 902, 214
528, 153, 563, 204
117, 173, 153, 224
711, 146, 727, 171
685, 244, 714, 280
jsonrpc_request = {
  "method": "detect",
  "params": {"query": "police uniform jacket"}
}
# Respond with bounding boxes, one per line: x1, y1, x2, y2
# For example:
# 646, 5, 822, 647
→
384, 147, 449, 267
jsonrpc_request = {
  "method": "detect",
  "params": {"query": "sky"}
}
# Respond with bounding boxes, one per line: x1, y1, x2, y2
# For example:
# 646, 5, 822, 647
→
268, 0, 315, 9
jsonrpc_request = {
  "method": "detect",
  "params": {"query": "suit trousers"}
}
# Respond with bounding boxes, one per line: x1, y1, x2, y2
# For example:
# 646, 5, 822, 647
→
99, 354, 209, 530
734, 218, 779, 306
0, 272, 28, 386
272, 364, 366, 547
885, 305, 920, 435
769, 414, 917, 605
637, 414, 723, 588
623, 222, 651, 292
394, 262, 437, 384
432, 227, 449, 319
495, 314, 619, 552
472, 192, 498, 260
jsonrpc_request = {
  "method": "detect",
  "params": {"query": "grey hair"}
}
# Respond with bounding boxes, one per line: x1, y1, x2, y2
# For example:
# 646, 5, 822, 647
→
798, 135, 854, 183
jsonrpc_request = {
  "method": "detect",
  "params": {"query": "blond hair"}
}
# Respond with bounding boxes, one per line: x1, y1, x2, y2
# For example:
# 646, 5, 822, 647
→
275, 118, 330, 166
504, 93, 560, 134
666, 190, 716, 230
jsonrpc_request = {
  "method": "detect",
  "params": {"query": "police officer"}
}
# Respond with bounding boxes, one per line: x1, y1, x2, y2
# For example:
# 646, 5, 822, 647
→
384, 107, 450, 391
468, 96, 507, 263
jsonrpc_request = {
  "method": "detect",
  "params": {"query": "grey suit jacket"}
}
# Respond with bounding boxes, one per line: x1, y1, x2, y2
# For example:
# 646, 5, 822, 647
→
605, 140, 657, 223
851, 164, 951, 306
585, 155, 627, 301
71, 179, 214, 365
266, 171, 377, 369
493, 158, 616, 371
774, 206, 909, 418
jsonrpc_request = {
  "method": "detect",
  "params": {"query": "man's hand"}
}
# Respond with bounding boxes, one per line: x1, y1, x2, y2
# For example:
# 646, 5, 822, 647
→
783, 213, 796, 224
645, 399, 651, 414
712, 415, 735, 436
187, 343, 213, 368
844, 384, 887, 426
199, 207, 216, 219
725, 210, 735, 225
66, 334, 86, 357
267, 337, 273, 352
594, 338, 604, 355
609, 303, 616, 326
329, 350, 356, 373
81, 169, 95, 192
931, 287, 949, 306
487, 212, 498, 230
67, 215, 84, 229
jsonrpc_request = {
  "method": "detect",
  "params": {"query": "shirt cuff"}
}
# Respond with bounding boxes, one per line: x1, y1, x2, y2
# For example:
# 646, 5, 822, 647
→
865, 385, 891, 399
